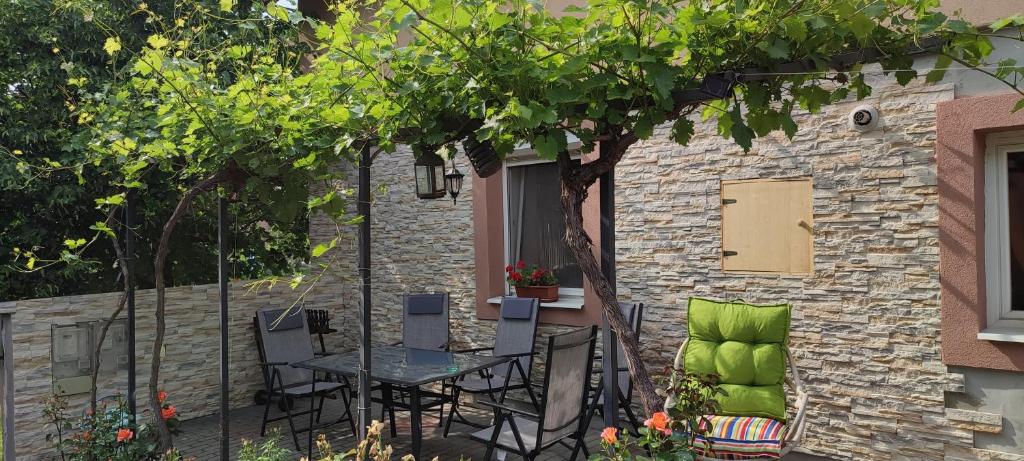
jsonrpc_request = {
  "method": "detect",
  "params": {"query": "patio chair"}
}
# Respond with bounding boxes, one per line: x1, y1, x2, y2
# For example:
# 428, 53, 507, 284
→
381, 292, 451, 434
443, 297, 541, 437
585, 301, 644, 434
469, 326, 599, 461
396, 293, 451, 350
254, 307, 356, 449
669, 297, 808, 460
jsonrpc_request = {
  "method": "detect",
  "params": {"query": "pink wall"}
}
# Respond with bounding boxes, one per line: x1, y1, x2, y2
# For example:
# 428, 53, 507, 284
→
938, 92, 1024, 371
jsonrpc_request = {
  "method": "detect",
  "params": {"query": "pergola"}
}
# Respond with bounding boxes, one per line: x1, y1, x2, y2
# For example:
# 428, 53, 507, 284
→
108, 34, 945, 460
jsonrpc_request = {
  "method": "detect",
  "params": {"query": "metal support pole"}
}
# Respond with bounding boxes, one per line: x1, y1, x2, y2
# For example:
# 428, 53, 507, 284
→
125, 192, 137, 421
599, 157, 621, 429
1, 313, 15, 461
357, 144, 373, 440
218, 196, 230, 461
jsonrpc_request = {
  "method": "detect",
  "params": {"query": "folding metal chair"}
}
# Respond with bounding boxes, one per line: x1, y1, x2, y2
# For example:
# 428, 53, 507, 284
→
254, 308, 355, 449
381, 293, 451, 435
468, 326, 599, 461
444, 297, 540, 437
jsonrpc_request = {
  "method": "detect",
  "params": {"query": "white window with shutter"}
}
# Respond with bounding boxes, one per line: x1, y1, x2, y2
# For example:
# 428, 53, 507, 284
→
720, 178, 814, 274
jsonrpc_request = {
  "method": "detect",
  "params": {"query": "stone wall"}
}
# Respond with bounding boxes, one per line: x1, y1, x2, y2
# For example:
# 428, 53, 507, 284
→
310, 80, 1022, 460
3, 282, 335, 460
615, 80, 1017, 460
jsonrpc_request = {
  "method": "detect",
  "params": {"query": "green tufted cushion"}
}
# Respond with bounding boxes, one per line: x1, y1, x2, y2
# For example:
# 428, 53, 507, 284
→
684, 297, 791, 422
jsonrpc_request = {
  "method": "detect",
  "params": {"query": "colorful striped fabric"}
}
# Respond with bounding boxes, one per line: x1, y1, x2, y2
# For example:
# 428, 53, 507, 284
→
692, 415, 785, 460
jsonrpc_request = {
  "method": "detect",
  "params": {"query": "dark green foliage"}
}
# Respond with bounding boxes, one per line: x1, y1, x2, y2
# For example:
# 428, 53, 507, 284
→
0, 0, 308, 301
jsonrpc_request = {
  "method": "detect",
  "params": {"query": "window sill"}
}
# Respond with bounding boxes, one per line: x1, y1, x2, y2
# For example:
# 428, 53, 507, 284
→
487, 295, 584, 310
977, 320, 1024, 343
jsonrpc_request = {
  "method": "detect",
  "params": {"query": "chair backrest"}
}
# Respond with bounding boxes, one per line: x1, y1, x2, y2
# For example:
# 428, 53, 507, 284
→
536, 326, 598, 446
611, 302, 643, 400
683, 297, 791, 422
402, 293, 450, 350
492, 297, 540, 380
255, 308, 315, 387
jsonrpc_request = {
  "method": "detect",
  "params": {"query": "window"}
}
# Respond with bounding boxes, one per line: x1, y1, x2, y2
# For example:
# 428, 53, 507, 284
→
721, 178, 814, 274
984, 133, 1024, 330
504, 160, 584, 293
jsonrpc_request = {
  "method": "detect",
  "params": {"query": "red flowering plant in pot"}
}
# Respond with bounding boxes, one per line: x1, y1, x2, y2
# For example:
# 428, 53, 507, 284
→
505, 260, 560, 302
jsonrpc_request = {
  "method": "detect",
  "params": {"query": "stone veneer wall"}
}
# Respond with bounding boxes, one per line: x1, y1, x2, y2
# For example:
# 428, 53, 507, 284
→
311, 80, 1020, 460
3, 282, 342, 460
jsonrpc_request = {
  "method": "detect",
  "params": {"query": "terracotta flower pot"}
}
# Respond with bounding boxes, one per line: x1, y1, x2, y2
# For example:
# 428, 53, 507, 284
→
514, 285, 560, 302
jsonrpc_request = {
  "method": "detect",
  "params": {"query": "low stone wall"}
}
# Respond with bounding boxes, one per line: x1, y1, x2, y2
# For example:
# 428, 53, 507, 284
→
3, 282, 340, 460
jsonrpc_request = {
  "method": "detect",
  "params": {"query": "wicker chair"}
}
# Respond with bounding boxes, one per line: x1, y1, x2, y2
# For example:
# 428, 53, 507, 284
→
668, 298, 808, 460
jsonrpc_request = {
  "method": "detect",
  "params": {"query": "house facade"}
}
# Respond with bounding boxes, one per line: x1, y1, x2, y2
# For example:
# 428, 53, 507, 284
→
305, 2, 1024, 460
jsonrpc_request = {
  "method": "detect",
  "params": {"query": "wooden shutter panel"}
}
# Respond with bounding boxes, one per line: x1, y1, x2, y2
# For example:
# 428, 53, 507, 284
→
721, 178, 813, 274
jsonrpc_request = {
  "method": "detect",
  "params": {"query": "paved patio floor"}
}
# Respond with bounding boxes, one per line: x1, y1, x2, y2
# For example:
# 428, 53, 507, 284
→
177, 394, 833, 460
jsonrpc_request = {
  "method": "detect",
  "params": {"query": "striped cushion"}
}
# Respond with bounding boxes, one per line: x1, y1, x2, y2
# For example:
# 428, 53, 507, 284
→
693, 415, 785, 460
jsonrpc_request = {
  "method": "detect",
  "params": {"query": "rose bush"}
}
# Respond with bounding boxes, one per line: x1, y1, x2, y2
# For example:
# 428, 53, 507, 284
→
45, 391, 185, 461
593, 369, 723, 461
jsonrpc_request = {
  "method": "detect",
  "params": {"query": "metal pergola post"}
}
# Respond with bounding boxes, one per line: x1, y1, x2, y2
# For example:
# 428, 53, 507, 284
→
125, 193, 137, 421
357, 143, 373, 440
599, 155, 621, 429
218, 196, 231, 461
1, 312, 14, 461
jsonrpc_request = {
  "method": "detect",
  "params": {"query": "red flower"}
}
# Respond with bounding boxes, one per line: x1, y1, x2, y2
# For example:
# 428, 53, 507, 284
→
504, 264, 513, 273
601, 427, 618, 444
510, 272, 522, 282
531, 269, 544, 281
82, 431, 92, 441
116, 428, 133, 443
516, 260, 526, 269
158, 390, 167, 404
161, 405, 177, 420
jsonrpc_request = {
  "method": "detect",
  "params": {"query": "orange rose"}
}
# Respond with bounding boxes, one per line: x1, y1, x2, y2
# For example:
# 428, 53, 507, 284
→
601, 427, 618, 445
158, 391, 167, 404
161, 405, 177, 420
116, 428, 133, 443
644, 411, 671, 435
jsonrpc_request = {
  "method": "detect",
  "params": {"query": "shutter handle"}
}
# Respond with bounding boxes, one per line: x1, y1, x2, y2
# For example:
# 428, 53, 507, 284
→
723, 250, 738, 257
722, 198, 737, 205
798, 220, 813, 233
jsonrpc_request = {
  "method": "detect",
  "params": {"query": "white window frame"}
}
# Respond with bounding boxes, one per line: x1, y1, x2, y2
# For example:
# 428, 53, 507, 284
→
501, 140, 584, 298
982, 132, 1024, 340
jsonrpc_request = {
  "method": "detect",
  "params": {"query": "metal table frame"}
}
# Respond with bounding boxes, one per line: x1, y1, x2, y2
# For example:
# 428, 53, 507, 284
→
293, 345, 511, 460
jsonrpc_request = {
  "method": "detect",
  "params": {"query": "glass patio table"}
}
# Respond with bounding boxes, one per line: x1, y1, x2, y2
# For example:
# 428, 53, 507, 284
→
292, 345, 511, 459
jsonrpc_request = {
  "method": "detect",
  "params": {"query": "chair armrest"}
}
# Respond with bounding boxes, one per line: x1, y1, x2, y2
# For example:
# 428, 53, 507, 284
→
478, 400, 540, 419
495, 351, 537, 358
453, 346, 494, 354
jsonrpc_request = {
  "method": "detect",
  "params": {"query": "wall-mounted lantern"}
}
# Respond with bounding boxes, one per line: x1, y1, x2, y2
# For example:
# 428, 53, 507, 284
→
414, 146, 447, 200
444, 158, 465, 205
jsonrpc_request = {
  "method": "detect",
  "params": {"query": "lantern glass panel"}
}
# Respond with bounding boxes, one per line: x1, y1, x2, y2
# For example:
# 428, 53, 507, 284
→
415, 164, 447, 199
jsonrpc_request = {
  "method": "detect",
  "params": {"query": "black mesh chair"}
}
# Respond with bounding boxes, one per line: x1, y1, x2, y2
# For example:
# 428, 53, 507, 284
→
468, 326, 599, 461
444, 297, 540, 437
254, 308, 355, 449
585, 302, 644, 434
